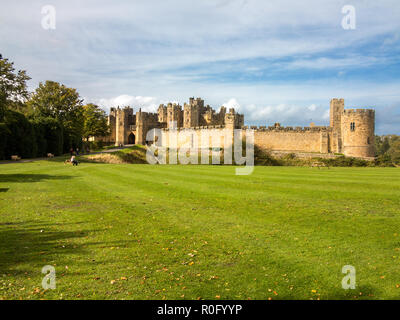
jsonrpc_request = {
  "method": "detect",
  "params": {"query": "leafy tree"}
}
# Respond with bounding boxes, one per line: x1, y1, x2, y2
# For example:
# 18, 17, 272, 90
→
0, 54, 31, 120
375, 135, 390, 156
27, 80, 84, 151
375, 134, 400, 166
82, 103, 109, 140
388, 139, 400, 164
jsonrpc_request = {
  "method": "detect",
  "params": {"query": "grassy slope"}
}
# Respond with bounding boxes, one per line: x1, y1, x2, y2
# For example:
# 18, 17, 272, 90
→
0, 161, 399, 300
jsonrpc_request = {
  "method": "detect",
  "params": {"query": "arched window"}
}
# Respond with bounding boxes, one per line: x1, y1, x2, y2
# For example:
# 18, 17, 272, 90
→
350, 122, 355, 131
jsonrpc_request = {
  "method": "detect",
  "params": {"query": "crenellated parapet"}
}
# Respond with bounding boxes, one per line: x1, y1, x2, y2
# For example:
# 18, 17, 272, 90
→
243, 125, 332, 133
342, 109, 375, 117
162, 124, 226, 132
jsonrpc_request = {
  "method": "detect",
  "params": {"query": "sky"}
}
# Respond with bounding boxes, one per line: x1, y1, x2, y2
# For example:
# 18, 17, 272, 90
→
1, 0, 399, 134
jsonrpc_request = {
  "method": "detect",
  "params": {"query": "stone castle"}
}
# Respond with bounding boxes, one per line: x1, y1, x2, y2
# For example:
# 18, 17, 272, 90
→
106, 97, 375, 158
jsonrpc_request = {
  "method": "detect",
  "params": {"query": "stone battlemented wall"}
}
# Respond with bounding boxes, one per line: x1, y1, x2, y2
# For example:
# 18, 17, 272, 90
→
106, 97, 376, 159
251, 126, 330, 153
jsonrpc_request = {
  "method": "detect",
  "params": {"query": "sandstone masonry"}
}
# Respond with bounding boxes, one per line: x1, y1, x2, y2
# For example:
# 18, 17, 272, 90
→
106, 97, 375, 159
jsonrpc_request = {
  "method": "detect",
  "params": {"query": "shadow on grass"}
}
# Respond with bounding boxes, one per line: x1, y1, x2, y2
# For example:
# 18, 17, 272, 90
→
0, 174, 74, 183
0, 220, 99, 275
0, 220, 142, 276
0, 188, 9, 192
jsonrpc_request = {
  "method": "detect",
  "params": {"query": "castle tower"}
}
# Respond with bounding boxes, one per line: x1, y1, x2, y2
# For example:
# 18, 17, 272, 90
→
330, 98, 344, 129
108, 108, 117, 143
157, 104, 167, 123
224, 108, 243, 130
136, 109, 160, 145
167, 103, 183, 128
115, 107, 133, 146
136, 109, 145, 145
329, 98, 345, 153
341, 109, 375, 158
183, 103, 199, 128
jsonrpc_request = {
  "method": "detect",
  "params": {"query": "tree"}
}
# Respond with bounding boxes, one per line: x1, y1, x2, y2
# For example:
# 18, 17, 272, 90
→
375, 135, 390, 156
388, 139, 400, 164
82, 103, 109, 140
27, 81, 84, 150
0, 54, 31, 120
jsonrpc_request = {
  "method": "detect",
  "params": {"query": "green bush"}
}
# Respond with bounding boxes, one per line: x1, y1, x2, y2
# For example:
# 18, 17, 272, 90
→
0, 123, 10, 160
317, 156, 368, 167
374, 154, 395, 167
0, 112, 65, 160
2, 110, 36, 159
31, 117, 63, 156
253, 145, 282, 166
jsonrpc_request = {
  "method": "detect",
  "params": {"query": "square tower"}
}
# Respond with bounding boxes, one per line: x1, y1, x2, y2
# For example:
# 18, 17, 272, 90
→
330, 98, 344, 129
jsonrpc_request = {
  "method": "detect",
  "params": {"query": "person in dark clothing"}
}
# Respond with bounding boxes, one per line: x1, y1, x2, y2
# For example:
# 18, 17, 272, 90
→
71, 155, 79, 166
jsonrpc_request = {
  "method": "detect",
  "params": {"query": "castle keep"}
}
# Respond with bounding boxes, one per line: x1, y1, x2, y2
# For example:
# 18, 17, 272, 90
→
107, 97, 375, 158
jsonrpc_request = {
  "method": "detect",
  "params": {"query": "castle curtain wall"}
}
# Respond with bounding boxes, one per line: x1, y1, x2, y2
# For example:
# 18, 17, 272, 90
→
253, 130, 326, 153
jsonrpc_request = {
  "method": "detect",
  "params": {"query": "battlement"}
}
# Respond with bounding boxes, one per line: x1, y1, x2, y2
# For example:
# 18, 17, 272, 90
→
162, 125, 226, 132
242, 125, 331, 133
342, 108, 375, 116
188, 97, 204, 108
110, 106, 133, 117
136, 110, 159, 122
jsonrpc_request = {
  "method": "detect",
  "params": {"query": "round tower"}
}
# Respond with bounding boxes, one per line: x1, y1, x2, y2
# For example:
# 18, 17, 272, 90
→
341, 109, 375, 158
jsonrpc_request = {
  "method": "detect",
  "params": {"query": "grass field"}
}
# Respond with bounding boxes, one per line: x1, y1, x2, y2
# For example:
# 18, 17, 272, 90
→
0, 160, 399, 300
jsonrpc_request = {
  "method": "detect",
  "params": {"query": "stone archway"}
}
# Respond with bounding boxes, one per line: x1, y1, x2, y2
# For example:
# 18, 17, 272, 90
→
128, 132, 135, 144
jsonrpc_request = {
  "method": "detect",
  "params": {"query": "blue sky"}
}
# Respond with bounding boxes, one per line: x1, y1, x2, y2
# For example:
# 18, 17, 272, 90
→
1, 0, 399, 134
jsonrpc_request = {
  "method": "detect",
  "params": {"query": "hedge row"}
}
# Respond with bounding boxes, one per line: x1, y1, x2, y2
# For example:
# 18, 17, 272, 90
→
0, 110, 78, 160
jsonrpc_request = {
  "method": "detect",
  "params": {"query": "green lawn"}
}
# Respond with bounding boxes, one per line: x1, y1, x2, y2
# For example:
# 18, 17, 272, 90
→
0, 161, 399, 300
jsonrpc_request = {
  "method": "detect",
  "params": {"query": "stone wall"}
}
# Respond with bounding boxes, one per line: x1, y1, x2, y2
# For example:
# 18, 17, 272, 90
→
105, 97, 375, 159
252, 126, 329, 153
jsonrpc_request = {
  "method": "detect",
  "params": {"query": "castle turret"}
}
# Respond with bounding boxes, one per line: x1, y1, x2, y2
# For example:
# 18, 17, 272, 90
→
157, 104, 167, 123
167, 103, 183, 128
329, 98, 345, 153
136, 109, 160, 145
183, 102, 199, 128
341, 109, 375, 158
224, 108, 244, 130
330, 98, 344, 129
115, 106, 133, 146
108, 108, 117, 143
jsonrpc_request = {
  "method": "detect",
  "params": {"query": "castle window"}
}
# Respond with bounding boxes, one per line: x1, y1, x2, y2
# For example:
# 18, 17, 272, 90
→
367, 137, 370, 144
350, 122, 355, 131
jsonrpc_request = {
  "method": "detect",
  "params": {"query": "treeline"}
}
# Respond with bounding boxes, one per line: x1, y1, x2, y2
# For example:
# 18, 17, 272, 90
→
375, 135, 400, 166
0, 54, 109, 160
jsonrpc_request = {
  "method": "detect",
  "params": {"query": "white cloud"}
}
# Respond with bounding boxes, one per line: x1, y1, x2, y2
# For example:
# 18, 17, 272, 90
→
222, 98, 241, 111
95, 95, 159, 113
308, 104, 317, 111
221, 98, 329, 127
